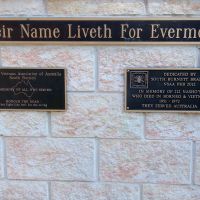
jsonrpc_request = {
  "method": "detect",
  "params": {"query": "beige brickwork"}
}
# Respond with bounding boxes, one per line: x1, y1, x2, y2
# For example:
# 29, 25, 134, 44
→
0, 0, 199, 200
99, 139, 192, 184
47, 0, 146, 16
148, 0, 200, 15
143, 184, 200, 200
51, 182, 140, 200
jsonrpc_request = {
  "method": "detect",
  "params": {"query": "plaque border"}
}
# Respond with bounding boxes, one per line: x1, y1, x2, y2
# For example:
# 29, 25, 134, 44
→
1, 17, 200, 45
0, 67, 67, 112
125, 68, 200, 113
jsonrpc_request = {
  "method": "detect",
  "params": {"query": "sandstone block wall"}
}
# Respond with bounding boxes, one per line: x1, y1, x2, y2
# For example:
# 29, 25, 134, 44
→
0, 0, 200, 199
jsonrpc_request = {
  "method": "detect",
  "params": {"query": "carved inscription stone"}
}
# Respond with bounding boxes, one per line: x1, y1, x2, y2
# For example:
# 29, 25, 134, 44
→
126, 69, 200, 112
0, 68, 65, 110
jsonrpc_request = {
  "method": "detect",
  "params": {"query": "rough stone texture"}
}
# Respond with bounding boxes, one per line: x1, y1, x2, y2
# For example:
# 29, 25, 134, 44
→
100, 139, 191, 184
0, 139, 3, 178
0, 0, 45, 15
145, 113, 200, 140
47, 0, 145, 16
98, 47, 197, 91
51, 182, 140, 200
195, 142, 200, 185
1, 47, 95, 91
51, 93, 143, 138
149, 0, 200, 15
0, 181, 48, 200
0, 112, 48, 137
143, 184, 200, 200
6, 138, 95, 181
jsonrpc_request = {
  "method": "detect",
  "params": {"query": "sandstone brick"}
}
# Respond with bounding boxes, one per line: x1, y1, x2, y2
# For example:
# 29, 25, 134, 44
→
149, 0, 200, 15
51, 93, 143, 138
143, 184, 200, 200
100, 140, 191, 184
51, 182, 140, 200
146, 113, 200, 140
0, 0, 45, 15
0, 139, 3, 178
0, 112, 48, 137
1, 47, 95, 91
47, 0, 145, 16
98, 47, 197, 91
6, 138, 94, 181
195, 142, 200, 185
0, 181, 48, 200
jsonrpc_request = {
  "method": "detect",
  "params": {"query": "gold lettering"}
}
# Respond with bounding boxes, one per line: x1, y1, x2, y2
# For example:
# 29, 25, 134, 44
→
20, 24, 60, 39
120, 24, 142, 39
0, 25, 13, 39
167, 28, 176, 38
53, 28, 60, 38
103, 24, 112, 38
67, 24, 76, 38
183, 28, 197, 38
20, 24, 30, 38
150, 24, 159, 38
121, 24, 129, 38
176, 28, 183, 38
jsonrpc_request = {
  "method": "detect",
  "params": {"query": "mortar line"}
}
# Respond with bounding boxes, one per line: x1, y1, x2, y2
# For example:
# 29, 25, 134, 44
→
2, 135, 195, 141
1, 14, 200, 18
48, 181, 51, 200
67, 91, 123, 94
142, 114, 146, 140
191, 141, 196, 185
144, 0, 150, 15
94, 47, 99, 92
48, 112, 52, 137
2, 137, 7, 179
0, 47, 2, 67
94, 138, 100, 182
4, 178, 193, 185
196, 47, 200, 68
140, 184, 143, 200
43, 0, 48, 16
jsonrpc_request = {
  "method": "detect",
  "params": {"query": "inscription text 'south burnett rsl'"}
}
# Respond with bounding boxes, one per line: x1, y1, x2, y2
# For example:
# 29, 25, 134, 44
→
126, 69, 200, 113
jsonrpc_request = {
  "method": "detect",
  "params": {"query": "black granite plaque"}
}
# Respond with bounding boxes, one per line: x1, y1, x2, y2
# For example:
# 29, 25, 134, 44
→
126, 69, 200, 112
0, 68, 66, 110
1, 18, 200, 44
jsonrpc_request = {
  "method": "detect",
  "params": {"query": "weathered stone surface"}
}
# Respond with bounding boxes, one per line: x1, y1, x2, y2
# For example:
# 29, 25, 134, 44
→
195, 142, 200, 185
6, 138, 95, 181
0, 181, 48, 200
47, 0, 145, 16
149, 0, 200, 15
51, 182, 140, 200
143, 184, 200, 200
98, 47, 197, 91
1, 47, 95, 91
0, 0, 45, 15
0, 112, 48, 137
100, 139, 191, 184
146, 113, 200, 140
0, 139, 3, 178
51, 93, 143, 138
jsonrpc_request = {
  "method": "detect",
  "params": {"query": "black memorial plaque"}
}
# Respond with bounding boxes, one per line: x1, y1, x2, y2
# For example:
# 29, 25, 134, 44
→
1, 18, 200, 44
126, 69, 200, 112
0, 68, 66, 111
